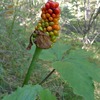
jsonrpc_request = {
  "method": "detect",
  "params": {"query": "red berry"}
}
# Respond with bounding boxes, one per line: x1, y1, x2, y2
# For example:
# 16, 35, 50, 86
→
52, 13, 56, 18
41, 6, 46, 11
49, 1, 56, 8
55, 2, 59, 8
45, 3, 50, 9
48, 9, 53, 14
54, 8, 60, 14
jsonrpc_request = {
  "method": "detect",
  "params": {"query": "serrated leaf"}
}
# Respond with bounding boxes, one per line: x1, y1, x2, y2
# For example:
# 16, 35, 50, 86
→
52, 61, 94, 100
2, 84, 43, 100
39, 89, 57, 100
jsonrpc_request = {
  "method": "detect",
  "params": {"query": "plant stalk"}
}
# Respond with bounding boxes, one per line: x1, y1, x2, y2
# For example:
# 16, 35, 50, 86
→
22, 46, 42, 86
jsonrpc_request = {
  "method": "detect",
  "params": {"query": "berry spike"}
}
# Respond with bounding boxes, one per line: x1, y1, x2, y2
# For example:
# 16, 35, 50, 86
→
30, 0, 60, 49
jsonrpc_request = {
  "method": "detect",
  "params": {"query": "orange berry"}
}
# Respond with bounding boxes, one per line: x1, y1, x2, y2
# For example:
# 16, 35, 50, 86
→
56, 14, 60, 18
57, 17, 60, 20
41, 14, 46, 19
46, 13, 50, 18
47, 26, 53, 31
49, 17, 53, 21
53, 18, 58, 23
52, 25, 60, 30
54, 21, 59, 25
57, 25, 60, 30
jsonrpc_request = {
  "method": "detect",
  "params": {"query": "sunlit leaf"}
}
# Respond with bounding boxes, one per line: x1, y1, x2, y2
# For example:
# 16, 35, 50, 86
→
52, 61, 94, 100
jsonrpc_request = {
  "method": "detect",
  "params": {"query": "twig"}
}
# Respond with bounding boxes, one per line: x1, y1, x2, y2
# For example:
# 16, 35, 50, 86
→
82, 7, 100, 42
43, 77, 59, 85
91, 32, 100, 44
87, 7, 100, 33
39, 69, 55, 85
88, 9, 95, 28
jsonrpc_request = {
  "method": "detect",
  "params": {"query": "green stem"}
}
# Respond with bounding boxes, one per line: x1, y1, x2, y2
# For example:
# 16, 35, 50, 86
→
9, 0, 19, 35
22, 46, 42, 86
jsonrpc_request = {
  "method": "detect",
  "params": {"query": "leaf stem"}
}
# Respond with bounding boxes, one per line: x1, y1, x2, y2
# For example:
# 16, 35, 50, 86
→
22, 46, 42, 86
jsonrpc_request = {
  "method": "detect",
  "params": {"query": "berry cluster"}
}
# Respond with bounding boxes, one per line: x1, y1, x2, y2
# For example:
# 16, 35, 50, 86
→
35, 0, 60, 43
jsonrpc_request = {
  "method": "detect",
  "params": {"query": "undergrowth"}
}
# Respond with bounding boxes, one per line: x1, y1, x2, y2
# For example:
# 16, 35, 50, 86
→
0, 30, 100, 99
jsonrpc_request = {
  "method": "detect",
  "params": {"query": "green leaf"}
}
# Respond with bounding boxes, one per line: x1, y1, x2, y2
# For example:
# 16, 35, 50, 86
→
39, 89, 57, 100
64, 49, 100, 82
51, 41, 71, 60
64, 49, 92, 60
2, 84, 43, 100
72, 60, 100, 82
51, 48, 100, 100
2, 84, 57, 100
40, 49, 56, 61
40, 41, 71, 61
52, 61, 94, 100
